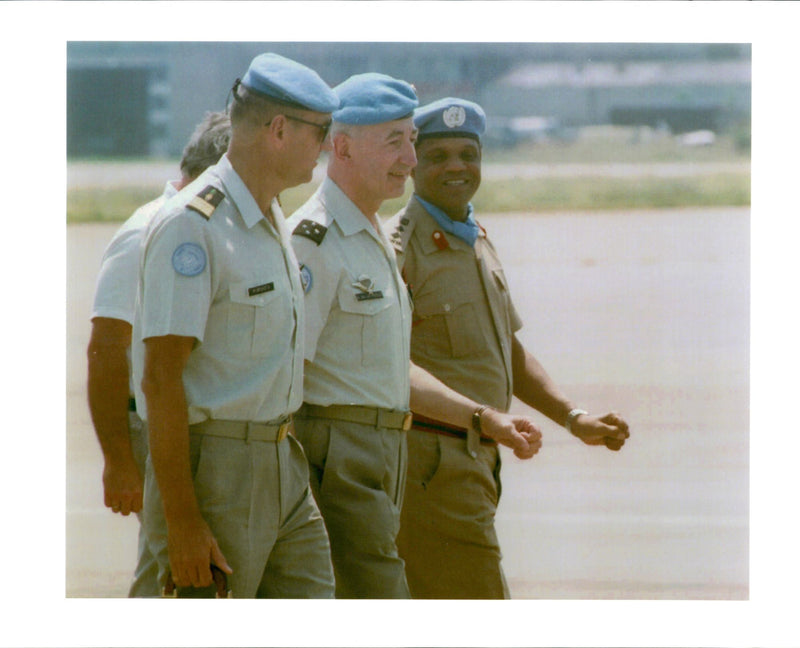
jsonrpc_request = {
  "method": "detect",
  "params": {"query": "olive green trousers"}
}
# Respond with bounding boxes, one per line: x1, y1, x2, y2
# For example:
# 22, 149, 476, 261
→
397, 428, 509, 599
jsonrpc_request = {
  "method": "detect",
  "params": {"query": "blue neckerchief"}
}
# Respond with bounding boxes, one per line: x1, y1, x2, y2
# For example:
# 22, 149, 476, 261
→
415, 195, 479, 247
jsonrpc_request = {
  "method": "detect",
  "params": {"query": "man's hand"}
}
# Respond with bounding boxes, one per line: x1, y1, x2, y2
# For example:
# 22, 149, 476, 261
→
571, 411, 629, 451
166, 514, 233, 588
103, 456, 143, 515
481, 409, 542, 459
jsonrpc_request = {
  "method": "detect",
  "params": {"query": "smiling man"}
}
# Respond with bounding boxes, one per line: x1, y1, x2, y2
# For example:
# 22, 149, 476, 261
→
387, 97, 630, 599
288, 78, 542, 598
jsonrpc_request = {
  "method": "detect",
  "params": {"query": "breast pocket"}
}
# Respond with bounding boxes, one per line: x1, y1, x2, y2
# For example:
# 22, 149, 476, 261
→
337, 281, 393, 367
226, 280, 288, 357
412, 292, 486, 359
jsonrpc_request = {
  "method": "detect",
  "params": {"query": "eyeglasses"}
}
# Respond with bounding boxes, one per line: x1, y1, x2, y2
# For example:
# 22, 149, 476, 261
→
266, 114, 332, 142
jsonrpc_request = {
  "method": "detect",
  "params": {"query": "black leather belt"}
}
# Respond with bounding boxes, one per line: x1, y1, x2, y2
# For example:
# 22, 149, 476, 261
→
412, 414, 496, 445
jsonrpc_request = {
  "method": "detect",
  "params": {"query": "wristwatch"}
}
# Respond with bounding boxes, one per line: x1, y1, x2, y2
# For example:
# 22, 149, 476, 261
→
565, 408, 588, 434
472, 405, 490, 433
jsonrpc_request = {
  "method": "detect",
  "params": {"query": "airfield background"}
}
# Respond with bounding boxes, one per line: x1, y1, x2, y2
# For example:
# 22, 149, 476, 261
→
67, 42, 750, 159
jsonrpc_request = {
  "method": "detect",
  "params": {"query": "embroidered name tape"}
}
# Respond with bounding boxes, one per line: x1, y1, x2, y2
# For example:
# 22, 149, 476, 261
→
248, 282, 274, 296
356, 290, 384, 301
172, 242, 206, 277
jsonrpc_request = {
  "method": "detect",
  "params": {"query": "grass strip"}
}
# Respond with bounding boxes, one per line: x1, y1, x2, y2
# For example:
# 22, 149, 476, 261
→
67, 173, 750, 224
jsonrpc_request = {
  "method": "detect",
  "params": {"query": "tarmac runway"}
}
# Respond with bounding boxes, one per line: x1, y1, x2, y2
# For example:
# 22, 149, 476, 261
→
65, 206, 749, 600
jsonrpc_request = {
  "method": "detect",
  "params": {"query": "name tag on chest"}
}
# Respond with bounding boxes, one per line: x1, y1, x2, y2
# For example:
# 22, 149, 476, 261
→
248, 282, 274, 297
355, 290, 384, 301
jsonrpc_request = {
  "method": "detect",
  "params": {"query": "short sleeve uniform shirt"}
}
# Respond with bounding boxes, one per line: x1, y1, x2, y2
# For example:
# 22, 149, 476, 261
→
132, 155, 305, 424
92, 182, 178, 325
287, 177, 412, 411
92, 182, 178, 395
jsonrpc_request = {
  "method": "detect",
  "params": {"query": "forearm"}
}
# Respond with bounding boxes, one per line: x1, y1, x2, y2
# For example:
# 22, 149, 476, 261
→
86, 319, 136, 464
409, 361, 481, 429
511, 335, 574, 427
142, 337, 201, 523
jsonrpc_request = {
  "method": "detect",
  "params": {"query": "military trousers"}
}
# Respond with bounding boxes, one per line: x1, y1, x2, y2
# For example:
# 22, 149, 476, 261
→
143, 428, 335, 598
397, 428, 510, 599
126, 411, 159, 598
293, 410, 410, 599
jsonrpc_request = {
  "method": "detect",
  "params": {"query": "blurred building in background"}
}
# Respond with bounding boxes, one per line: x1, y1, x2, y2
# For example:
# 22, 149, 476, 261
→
67, 42, 751, 158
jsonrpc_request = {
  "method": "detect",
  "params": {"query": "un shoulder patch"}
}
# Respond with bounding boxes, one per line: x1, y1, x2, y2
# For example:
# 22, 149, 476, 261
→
187, 186, 225, 220
172, 242, 206, 277
299, 263, 313, 294
292, 219, 327, 245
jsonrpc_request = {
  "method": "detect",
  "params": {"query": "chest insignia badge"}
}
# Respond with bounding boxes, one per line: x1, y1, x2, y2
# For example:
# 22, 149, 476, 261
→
352, 275, 384, 301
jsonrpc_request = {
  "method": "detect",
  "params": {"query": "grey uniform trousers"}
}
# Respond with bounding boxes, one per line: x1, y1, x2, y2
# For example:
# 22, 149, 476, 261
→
143, 428, 335, 598
127, 411, 159, 597
293, 412, 410, 599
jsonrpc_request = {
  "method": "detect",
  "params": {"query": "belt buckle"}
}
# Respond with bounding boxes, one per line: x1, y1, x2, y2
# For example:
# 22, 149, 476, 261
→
402, 411, 413, 431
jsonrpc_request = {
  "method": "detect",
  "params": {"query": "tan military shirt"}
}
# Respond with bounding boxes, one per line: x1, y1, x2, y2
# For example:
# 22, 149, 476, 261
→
132, 155, 305, 424
287, 177, 412, 410
387, 196, 522, 412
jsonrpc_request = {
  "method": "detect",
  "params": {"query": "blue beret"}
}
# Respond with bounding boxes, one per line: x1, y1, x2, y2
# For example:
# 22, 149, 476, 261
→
240, 53, 339, 113
414, 97, 486, 143
332, 73, 419, 126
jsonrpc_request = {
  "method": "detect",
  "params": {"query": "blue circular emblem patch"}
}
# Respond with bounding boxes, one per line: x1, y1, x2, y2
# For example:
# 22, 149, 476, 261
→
299, 263, 312, 294
172, 242, 206, 277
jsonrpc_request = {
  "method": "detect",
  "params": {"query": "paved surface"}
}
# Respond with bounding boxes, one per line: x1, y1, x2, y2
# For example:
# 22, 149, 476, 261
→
66, 206, 749, 600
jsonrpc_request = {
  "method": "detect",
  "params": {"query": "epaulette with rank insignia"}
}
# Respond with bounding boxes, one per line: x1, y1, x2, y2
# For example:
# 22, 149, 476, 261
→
292, 219, 328, 245
187, 186, 225, 220
389, 213, 415, 256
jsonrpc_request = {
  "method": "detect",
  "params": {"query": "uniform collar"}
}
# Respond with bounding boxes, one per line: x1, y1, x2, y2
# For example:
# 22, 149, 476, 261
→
411, 195, 479, 254
414, 195, 479, 247
164, 180, 179, 200
213, 154, 282, 231
319, 176, 379, 238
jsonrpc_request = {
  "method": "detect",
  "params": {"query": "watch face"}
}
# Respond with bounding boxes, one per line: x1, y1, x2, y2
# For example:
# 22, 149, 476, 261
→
472, 406, 487, 433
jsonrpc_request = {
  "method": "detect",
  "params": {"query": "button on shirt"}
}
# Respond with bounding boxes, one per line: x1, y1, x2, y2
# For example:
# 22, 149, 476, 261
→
132, 155, 305, 424
387, 196, 522, 412
287, 177, 412, 411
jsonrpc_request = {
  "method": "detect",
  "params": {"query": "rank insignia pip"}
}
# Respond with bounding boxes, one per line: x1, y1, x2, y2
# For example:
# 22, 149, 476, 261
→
292, 219, 328, 245
187, 186, 225, 220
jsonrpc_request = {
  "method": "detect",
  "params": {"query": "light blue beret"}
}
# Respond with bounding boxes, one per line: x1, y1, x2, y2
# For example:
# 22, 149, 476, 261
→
414, 97, 486, 143
332, 73, 419, 126
240, 53, 339, 113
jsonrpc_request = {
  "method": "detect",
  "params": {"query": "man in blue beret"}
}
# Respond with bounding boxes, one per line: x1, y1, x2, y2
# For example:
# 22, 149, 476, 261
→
386, 97, 630, 598
287, 78, 542, 598
132, 53, 338, 597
